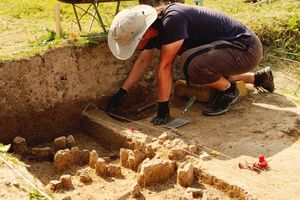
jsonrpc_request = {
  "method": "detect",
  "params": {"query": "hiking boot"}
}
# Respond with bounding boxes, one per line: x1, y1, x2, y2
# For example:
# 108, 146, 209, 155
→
254, 66, 275, 92
203, 82, 241, 116
203, 89, 219, 113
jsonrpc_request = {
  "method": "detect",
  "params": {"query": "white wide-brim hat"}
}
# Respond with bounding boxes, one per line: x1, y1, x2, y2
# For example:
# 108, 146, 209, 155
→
108, 5, 157, 60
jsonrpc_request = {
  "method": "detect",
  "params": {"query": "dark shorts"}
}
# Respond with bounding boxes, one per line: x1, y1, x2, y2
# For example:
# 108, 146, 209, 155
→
179, 32, 263, 85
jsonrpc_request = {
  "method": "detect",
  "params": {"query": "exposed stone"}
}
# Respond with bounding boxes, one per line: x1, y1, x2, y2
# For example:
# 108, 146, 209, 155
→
188, 145, 198, 154
132, 139, 146, 151
177, 163, 194, 187
108, 164, 122, 177
89, 150, 98, 168
61, 194, 72, 200
13, 136, 28, 155
185, 187, 203, 198
145, 144, 155, 159
168, 148, 187, 160
49, 180, 61, 191
158, 132, 174, 144
95, 158, 108, 177
127, 156, 136, 170
133, 150, 147, 170
179, 196, 191, 200
163, 140, 174, 149
54, 150, 66, 173
64, 149, 73, 168
171, 138, 186, 147
120, 148, 146, 171
131, 183, 141, 197
103, 157, 111, 163
120, 148, 129, 167
153, 152, 166, 160
30, 147, 53, 161
66, 135, 76, 148
79, 171, 92, 183
79, 149, 90, 166
54, 136, 67, 152
199, 151, 211, 161
54, 149, 73, 173
71, 146, 81, 165
136, 159, 176, 186
60, 175, 73, 189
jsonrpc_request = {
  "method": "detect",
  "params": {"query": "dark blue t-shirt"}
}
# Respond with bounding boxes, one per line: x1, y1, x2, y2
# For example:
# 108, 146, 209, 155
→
145, 3, 251, 54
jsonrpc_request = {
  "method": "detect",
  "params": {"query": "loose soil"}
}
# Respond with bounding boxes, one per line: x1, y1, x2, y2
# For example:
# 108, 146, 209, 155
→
0, 58, 299, 200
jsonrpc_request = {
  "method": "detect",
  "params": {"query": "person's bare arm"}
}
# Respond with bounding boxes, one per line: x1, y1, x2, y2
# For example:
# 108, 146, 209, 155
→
156, 39, 184, 101
122, 49, 155, 91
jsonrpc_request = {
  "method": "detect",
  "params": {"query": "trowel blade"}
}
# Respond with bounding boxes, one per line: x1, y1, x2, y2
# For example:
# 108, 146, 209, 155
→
164, 118, 191, 129
183, 96, 197, 114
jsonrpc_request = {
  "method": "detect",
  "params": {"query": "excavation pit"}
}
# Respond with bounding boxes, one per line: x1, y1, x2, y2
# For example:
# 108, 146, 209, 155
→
9, 120, 234, 200
1, 42, 300, 200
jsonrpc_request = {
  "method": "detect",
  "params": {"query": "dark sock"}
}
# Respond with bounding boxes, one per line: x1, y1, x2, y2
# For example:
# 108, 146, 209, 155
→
226, 82, 235, 93
254, 72, 263, 86
115, 88, 128, 99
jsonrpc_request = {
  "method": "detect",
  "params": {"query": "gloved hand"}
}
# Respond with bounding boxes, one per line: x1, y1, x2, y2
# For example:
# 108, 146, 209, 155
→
106, 88, 128, 114
151, 101, 171, 125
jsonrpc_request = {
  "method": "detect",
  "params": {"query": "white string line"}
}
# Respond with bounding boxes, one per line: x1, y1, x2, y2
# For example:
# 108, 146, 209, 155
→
83, 112, 299, 200
179, 148, 300, 200
81, 103, 166, 132
0, 155, 52, 200
81, 103, 300, 199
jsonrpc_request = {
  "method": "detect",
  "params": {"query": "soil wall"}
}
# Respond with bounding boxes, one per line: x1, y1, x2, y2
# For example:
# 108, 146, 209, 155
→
0, 42, 167, 145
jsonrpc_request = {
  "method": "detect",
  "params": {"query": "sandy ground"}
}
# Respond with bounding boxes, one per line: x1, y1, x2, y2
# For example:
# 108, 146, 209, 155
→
79, 68, 300, 199
0, 132, 230, 200
0, 67, 299, 200
130, 70, 300, 200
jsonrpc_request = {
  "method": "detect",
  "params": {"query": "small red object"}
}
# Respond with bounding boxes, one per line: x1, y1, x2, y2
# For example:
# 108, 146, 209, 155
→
130, 128, 135, 133
257, 155, 268, 169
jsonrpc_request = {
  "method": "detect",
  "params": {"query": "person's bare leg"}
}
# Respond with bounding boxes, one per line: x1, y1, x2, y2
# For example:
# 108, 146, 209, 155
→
189, 76, 232, 91
228, 72, 255, 84
204, 76, 231, 91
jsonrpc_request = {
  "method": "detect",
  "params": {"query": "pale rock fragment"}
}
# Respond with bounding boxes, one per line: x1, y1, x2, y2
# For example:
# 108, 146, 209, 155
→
89, 150, 98, 168
95, 158, 108, 177
54, 136, 67, 152
13, 136, 28, 155
177, 163, 194, 187
136, 159, 176, 186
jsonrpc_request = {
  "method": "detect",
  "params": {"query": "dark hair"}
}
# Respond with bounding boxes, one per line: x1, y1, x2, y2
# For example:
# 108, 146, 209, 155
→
151, 3, 167, 29
156, 4, 167, 18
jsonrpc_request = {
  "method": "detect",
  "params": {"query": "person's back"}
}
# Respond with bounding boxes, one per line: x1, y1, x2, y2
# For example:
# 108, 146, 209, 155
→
149, 3, 251, 53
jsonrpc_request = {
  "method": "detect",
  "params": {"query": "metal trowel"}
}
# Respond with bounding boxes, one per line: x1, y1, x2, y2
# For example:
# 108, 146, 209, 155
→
164, 118, 191, 129
182, 96, 197, 114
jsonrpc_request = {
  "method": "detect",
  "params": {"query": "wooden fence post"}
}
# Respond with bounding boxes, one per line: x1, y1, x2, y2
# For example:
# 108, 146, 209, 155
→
54, 4, 62, 39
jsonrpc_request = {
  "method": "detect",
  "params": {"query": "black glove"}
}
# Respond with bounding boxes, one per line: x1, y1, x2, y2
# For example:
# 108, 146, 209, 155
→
106, 88, 128, 114
151, 101, 171, 125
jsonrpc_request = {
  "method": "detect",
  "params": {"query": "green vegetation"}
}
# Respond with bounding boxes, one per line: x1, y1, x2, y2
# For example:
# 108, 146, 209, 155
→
0, 143, 27, 165
28, 189, 48, 200
0, 0, 299, 60
205, 0, 300, 58
0, 143, 11, 152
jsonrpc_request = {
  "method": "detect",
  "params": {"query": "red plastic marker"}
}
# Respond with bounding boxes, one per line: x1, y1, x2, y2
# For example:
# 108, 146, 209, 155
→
257, 155, 268, 169
130, 128, 135, 134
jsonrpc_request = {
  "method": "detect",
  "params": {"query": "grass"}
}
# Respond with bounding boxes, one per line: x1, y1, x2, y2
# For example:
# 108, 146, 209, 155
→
28, 189, 48, 200
0, 0, 138, 60
0, 0, 299, 60
204, 0, 300, 57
